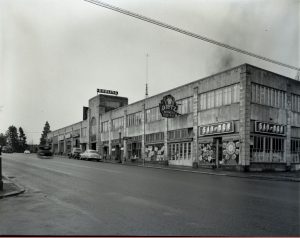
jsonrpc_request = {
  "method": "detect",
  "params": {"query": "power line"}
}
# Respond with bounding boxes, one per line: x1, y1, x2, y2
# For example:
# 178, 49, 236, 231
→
84, 0, 299, 72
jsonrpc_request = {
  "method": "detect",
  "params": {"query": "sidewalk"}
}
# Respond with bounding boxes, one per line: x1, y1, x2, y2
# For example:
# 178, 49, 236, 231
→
104, 159, 300, 182
0, 176, 25, 199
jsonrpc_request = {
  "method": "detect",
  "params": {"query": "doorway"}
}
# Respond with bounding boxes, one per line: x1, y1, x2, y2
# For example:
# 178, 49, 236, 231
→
213, 137, 222, 167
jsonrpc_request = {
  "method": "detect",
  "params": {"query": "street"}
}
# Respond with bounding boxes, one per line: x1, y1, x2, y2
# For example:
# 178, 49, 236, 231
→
0, 153, 299, 236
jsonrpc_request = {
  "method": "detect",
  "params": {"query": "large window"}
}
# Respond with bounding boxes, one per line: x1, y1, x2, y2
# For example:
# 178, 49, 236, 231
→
198, 84, 240, 110
177, 97, 193, 114
101, 121, 109, 132
81, 128, 87, 137
146, 107, 162, 123
169, 142, 192, 160
127, 112, 142, 127
251, 83, 286, 108
112, 117, 124, 131
250, 135, 285, 162
291, 94, 300, 113
291, 139, 300, 163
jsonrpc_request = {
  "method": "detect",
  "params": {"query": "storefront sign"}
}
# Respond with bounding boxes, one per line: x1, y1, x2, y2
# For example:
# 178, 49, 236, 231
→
159, 95, 179, 118
254, 121, 285, 135
97, 89, 118, 95
199, 121, 234, 136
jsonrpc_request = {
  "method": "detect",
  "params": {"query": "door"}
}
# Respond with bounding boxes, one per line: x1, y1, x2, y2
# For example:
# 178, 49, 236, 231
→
213, 137, 222, 168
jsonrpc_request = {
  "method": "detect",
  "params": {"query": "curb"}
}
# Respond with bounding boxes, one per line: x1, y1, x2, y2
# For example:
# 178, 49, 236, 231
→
102, 161, 300, 182
0, 176, 25, 199
136, 164, 300, 182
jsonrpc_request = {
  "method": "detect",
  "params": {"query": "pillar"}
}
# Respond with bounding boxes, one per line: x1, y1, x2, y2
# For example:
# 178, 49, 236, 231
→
193, 86, 199, 163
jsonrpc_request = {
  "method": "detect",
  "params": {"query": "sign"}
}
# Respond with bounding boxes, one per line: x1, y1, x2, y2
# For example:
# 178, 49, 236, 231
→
97, 89, 118, 95
159, 95, 180, 118
199, 121, 234, 136
254, 121, 285, 135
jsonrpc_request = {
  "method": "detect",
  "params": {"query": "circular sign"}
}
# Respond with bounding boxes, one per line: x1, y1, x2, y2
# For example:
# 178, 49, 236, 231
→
226, 142, 236, 155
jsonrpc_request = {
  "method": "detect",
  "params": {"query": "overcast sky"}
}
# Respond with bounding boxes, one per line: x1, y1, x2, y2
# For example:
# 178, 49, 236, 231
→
0, 0, 299, 144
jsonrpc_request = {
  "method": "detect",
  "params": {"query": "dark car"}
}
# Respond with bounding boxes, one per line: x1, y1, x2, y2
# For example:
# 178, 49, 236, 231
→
69, 147, 82, 159
37, 146, 52, 158
2, 146, 13, 153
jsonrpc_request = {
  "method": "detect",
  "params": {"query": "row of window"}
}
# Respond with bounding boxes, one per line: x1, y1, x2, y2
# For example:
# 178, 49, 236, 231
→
169, 142, 192, 160
127, 112, 143, 127
198, 84, 240, 110
168, 128, 193, 141
112, 117, 124, 130
291, 139, 300, 153
145, 132, 164, 143
251, 83, 286, 109
177, 97, 193, 114
146, 107, 162, 123
291, 94, 300, 113
252, 135, 284, 153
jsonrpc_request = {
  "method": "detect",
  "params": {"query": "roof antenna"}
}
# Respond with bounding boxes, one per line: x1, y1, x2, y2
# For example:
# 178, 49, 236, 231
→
145, 53, 149, 98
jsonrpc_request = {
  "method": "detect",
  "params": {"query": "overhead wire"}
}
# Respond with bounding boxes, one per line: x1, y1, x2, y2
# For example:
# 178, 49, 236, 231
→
83, 0, 299, 72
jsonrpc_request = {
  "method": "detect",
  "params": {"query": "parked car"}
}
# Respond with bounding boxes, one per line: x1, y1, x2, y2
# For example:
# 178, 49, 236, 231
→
69, 147, 82, 159
24, 150, 31, 154
37, 145, 52, 158
2, 146, 13, 153
80, 150, 102, 161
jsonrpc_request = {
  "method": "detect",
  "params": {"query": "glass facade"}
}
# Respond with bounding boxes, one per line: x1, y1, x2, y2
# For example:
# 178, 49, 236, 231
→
291, 94, 300, 112
112, 117, 124, 131
199, 84, 240, 110
251, 83, 286, 108
127, 112, 142, 127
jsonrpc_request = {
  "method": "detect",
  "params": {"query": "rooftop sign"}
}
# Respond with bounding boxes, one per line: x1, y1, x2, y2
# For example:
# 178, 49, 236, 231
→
97, 89, 118, 95
159, 95, 180, 118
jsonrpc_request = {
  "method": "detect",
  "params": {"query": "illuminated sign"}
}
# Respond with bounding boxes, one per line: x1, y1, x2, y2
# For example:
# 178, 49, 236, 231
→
254, 121, 285, 135
97, 89, 118, 95
199, 121, 234, 136
159, 95, 180, 118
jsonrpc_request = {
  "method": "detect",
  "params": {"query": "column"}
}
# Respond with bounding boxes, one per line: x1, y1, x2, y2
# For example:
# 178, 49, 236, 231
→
239, 65, 251, 170
193, 87, 199, 164
123, 110, 128, 160
164, 118, 168, 161
285, 84, 292, 168
142, 103, 146, 162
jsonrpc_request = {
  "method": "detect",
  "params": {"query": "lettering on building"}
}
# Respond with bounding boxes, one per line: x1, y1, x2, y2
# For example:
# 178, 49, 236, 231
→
254, 121, 285, 135
159, 95, 180, 118
97, 89, 118, 95
199, 121, 234, 136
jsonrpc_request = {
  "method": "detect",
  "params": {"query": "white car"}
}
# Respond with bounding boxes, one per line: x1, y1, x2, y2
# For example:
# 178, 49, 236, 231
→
80, 150, 102, 161
24, 150, 30, 154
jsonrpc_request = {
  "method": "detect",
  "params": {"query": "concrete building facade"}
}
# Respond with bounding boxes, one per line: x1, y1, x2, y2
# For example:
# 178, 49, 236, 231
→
47, 64, 300, 171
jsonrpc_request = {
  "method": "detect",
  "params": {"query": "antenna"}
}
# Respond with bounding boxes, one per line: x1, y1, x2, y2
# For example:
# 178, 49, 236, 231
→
145, 53, 149, 98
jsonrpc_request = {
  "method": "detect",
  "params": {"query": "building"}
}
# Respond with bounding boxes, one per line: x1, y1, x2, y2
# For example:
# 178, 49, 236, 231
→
47, 64, 300, 171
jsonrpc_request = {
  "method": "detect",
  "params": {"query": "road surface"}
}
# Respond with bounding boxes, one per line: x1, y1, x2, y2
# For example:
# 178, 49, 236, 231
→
0, 153, 299, 236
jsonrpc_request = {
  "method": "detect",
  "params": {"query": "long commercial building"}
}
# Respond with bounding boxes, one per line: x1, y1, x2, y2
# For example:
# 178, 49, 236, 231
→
47, 64, 300, 171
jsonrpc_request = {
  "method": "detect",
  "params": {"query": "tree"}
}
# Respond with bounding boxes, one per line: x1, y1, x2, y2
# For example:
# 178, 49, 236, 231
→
0, 133, 7, 147
6, 125, 19, 152
18, 127, 27, 152
40, 121, 51, 146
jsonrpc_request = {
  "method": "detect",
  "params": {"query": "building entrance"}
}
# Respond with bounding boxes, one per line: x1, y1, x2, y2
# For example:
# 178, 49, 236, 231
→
91, 143, 96, 150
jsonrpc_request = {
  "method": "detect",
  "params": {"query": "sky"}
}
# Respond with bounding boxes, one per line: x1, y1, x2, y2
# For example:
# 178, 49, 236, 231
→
0, 0, 299, 144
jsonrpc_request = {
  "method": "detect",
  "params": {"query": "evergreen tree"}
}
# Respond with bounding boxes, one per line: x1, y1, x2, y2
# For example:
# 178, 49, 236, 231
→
6, 125, 19, 152
0, 133, 7, 146
40, 121, 51, 146
18, 127, 27, 152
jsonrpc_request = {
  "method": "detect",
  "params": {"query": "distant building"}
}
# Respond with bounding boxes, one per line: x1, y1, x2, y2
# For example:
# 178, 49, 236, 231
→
47, 64, 300, 171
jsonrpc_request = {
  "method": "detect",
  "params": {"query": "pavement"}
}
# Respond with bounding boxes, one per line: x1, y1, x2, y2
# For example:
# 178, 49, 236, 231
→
0, 175, 25, 199
1, 155, 299, 199
106, 159, 300, 182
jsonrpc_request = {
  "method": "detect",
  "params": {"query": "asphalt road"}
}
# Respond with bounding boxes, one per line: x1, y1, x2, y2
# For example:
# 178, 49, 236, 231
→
0, 153, 299, 236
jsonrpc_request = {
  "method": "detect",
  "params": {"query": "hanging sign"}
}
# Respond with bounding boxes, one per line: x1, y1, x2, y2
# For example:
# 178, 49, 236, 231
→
199, 121, 234, 136
97, 89, 118, 95
254, 121, 285, 135
159, 94, 180, 118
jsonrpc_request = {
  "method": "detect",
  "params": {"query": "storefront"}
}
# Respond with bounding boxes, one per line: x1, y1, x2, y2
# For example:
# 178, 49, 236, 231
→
198, 121, 240, 168
111, 139, 123, 161
145, 132, 164, 162
58, 135, 64, 154
250, 121, 285, 164
65, 133, 72, 154
127, 135, 142, 160
168, 128, 193, 166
